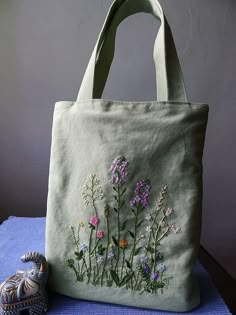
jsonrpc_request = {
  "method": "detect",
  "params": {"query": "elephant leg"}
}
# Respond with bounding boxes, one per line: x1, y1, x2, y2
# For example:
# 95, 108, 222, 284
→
1, 310, 18, 315
29, 301, 47, 315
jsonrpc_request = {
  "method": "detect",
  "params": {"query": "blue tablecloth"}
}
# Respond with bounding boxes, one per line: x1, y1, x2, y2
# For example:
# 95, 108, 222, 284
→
0, 217, 231, 314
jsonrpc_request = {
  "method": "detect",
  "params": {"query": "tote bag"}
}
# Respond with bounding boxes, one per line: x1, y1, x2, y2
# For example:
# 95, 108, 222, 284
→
46, 0, 209, 312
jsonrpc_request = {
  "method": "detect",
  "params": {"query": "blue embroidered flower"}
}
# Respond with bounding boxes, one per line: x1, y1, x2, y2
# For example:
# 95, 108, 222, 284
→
139, 255, 148, 265
143, 264, 151, 274
157, 263, 166, 273
80, 244, 88, 253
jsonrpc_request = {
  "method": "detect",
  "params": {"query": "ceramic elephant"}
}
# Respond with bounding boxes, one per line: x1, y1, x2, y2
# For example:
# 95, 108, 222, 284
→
0, 252, 48, 315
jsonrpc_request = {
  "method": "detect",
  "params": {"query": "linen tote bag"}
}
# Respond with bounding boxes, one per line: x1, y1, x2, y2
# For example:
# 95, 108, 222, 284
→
46, 0, 209, 312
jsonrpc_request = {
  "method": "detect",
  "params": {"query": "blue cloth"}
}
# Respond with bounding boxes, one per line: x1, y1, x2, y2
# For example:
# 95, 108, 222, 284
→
0, 217, 230, 314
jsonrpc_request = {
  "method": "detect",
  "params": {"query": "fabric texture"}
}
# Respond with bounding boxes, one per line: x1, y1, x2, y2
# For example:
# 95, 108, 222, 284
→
0, 217, 231, 315
45, 0, 209, 312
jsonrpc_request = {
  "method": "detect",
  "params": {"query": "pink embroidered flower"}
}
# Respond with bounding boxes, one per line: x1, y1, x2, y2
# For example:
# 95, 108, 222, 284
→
90, 216, 99, 227
97, 230, 104, 239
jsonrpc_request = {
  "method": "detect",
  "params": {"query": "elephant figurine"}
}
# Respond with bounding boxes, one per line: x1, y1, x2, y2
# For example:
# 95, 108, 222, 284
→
0, 252, 48, 315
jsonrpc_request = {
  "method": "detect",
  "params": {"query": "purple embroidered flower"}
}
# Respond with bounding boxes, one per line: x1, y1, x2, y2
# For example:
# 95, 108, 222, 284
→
151, 272, 159, 281
143, 264, 151, 274
130, 179, 151, 208
110, 157, 129, 185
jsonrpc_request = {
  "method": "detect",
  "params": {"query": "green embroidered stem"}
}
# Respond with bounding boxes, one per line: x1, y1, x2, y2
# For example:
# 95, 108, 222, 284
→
115, 184, 122, 272
101, 208, 110, 286
152, 215, 167, 273
130, 205, 139, 269
87, 228, 94, 283
121, 249, 126, 279
145, 186, 167, 257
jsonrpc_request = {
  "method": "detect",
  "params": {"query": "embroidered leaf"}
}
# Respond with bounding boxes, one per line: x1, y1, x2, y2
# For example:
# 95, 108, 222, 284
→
129, 231, 135, 239
77, 274, 84, 282
120, 272, 134, 286
134, 247, 142, 256
145, 246, 155, 254
120, 187, 126, 196
75, 251, 83, 261
120, 200, 125, 208
97, 246, 106, 256
114, 195, 118, 201
137, 220, 144, 227
88, 223, 95, 230
120, 220, 127, 232
125, 260, 131, 269
114, 208, 118, 213
110, 270, 120, 287
113, 187, 117, 192
112, 236, 118, 247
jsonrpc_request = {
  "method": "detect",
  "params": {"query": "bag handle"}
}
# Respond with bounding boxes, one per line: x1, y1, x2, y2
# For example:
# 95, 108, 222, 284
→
77, 0, 187, 102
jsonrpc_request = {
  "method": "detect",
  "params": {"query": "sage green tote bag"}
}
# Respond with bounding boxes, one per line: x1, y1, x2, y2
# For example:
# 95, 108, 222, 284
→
46, 0, 209, 312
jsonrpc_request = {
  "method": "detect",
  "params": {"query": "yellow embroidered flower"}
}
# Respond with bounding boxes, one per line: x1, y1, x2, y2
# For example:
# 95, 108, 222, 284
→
79, 221, 85, 227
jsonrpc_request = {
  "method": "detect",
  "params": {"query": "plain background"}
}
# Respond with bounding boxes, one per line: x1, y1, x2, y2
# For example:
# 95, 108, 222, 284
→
0, 0, 235, 280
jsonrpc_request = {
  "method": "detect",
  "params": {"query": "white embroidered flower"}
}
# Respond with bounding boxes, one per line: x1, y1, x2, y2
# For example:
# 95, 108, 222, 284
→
166, 208, 174, 217
160, 220, 167, 227
97, 255, 104, 264
140, 234, 145, 239
171, 225, 181, 234
146, 226, 152, 233
145, 214, 151, 221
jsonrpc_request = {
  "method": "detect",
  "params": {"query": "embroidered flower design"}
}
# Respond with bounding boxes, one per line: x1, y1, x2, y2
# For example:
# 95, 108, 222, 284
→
110, 157, 129, 185
151, 272, 159, 281
82, 174, 104, 206
79, 221, 85, 227
157, 263, 166, 273
107, 251, 115, 260
66, 156, 181, 295
146, 226, 152, 233
166, 208, 174, 217
143, 264, 151, 274
171, 225, 181, 234
80, 244, 88, 253
160, 220, 167, 227
97, 256, 104, 265
119, 239, 128, 249
90, 216, 99, 227
97, 230, 104, 239
130, 179, 151, 208
139, 256, 148, 265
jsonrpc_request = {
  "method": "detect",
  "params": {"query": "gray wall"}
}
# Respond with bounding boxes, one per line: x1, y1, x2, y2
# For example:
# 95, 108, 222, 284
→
0, 0, 235, 279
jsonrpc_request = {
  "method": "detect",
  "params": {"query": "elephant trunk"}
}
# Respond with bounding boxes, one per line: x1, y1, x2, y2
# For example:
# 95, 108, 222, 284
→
21, 252, 47, 275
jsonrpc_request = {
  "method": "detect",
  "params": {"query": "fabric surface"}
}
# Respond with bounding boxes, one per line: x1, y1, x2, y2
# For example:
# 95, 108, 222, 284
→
46, 0, 209, 311
0, 217, 230, 314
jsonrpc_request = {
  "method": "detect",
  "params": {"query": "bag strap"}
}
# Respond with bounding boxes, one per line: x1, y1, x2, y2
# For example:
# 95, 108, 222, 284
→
77, 0, 187, 102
